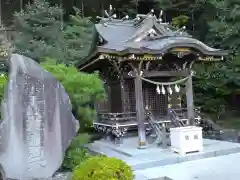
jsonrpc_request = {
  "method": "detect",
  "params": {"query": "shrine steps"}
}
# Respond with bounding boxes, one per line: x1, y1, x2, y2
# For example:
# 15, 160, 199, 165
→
86, 137, 240, 171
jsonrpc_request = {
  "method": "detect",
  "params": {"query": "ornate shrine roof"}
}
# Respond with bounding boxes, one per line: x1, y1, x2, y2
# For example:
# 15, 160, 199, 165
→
79, 8, 228, 69
95, 10, 227, 57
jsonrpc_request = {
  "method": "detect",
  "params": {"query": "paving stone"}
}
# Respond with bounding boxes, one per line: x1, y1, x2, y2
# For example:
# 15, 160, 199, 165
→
135, 152, 240, 180
87, 137, 240, 171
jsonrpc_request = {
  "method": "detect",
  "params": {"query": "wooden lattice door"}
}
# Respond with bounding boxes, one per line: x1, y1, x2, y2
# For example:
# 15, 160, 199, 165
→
124, 79, 168, 116
143, 82, 168, 118
124, 79, 136, 112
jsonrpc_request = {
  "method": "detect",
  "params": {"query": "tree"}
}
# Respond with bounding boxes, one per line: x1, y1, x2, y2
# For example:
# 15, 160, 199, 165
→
207, 0, 240, 94
157, 0, 210, 35
116, 0, 139, 17
0, 26, 11, 61
207, 0, 240, 56
0, 25, 11, 75
0, 74, 7, 117
193, 62, 230, 118
41, 58, 105, 132
64, 7, 97, 65
117, 0, 193, 30
172, 15, 189, 28
13, 0, 66, 63
0, 25, 10, 114
193, 0, 240, 117
188, 0, 217, 40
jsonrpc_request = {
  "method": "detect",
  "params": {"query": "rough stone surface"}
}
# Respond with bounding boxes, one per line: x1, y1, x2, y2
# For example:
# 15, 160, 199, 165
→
35, 172, 72, 180
0, 54, 79, 179
6, 172, 72, 180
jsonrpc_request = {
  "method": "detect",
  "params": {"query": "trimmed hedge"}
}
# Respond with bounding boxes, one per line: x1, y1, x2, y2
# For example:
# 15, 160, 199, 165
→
72, 156, 135, 180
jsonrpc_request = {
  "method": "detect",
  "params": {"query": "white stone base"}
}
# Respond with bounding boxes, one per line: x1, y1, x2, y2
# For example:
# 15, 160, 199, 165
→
171, 146, 204, 156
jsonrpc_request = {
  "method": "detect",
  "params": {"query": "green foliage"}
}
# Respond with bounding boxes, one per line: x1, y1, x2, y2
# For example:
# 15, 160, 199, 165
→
0, 25, 9, 118
172, 15, 189, 28
7, 0, 239, 119
116, 0, 139, 17
13, 0, 66, 63
0, 74, 7, 119
193, 63, 229, 118
188, 0, 217, 40
12, 1, 97, 65
207, 0, 240, 55
72, 156, 135, 180
64, 7, 97, 65
0, 74, 7, 102
0, 24, 11, 78
192, 0, 240, 117
41, 59, 105, 131
62, 133, 91, 170
194, 57, 240, 117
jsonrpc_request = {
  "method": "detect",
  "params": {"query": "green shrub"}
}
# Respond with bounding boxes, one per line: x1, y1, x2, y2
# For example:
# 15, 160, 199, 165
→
0, 74, 7, 101
41, 59, 105, 132
72, 156, 135, 180
62, 133, 91, 170
0, 74, 7, 119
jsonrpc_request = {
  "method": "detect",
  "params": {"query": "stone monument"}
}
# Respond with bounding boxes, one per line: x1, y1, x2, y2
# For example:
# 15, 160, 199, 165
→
0, 54, 79, 179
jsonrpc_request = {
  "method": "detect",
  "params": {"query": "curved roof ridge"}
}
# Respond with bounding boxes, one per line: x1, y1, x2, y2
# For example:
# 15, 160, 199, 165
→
94, 13, 227, 57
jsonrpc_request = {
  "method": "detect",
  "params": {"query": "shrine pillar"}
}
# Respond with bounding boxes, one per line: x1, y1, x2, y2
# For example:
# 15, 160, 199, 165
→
134, 72, 147, 148
185, 75, 195, 125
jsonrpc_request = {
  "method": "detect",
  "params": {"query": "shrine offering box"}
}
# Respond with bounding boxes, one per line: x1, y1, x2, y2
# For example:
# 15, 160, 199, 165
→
170, 126, 203, 155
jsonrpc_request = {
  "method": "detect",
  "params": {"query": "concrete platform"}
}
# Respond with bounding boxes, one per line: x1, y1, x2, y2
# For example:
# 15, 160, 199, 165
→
136, 152, 240, 180
86, 137, 240, 171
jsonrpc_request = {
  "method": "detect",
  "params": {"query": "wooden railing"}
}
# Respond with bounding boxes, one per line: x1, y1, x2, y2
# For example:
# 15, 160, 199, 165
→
171, 107, 201, 119
167, 108, 185, 127
97, 112, 136, 122
97, 107, 201, 123
145, 108, 168, 147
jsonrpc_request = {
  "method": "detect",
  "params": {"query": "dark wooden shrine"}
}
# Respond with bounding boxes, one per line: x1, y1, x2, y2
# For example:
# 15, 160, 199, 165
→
79, 8, 227, 148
